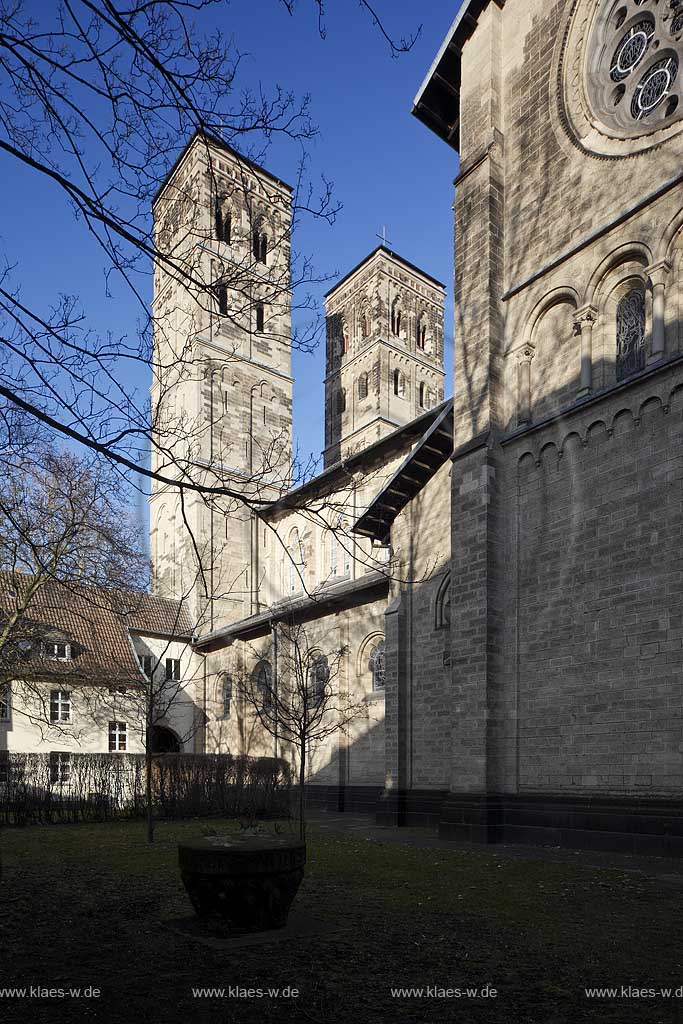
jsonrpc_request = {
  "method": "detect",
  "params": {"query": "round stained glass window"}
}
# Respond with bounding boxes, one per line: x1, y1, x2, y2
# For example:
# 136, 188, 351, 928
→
631, 54, 679, 118
611, 21, 654, 81
584, 0, 683, 138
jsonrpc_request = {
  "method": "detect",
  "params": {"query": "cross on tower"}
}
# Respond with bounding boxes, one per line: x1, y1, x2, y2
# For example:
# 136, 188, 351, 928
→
376, 225, 393, 248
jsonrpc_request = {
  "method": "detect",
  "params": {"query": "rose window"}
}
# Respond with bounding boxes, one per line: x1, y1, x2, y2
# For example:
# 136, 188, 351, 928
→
586, 0, 683, 135
610, 21, 655, 81
631, 54, 679, 117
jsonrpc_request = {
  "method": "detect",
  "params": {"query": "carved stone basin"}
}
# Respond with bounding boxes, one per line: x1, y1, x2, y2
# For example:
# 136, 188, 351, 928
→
178, 835, 306, 935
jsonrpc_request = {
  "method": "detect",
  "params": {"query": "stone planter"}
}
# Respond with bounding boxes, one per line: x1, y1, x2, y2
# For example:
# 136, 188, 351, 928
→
178, 835, 306, 935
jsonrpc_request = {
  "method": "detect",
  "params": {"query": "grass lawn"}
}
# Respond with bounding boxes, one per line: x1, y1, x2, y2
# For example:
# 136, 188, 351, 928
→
1, 818, 682, 1022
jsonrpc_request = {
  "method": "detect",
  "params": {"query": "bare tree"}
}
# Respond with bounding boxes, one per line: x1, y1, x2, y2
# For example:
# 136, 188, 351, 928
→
0, 416, 201, 844
0, 418, 149, 674
236, 618, 367, 840
0, 4, 432, 844
126, 645, 205, 844
0, 5, 416, 480
0, 1, 427, 626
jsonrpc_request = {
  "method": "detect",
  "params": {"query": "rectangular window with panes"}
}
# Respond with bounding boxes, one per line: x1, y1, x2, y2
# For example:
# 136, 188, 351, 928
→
138, 654, 153, 678
50, 690, 71, 723
45, 641, 71, 661
49, 751, 71, 785
108, 721, 127, 752
0, 685, 9, 722
165, 658, 181, 682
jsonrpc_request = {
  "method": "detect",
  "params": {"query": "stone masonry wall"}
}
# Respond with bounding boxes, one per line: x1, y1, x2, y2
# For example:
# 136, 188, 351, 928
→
499, 362, 683, 795
386, 460, 453, 791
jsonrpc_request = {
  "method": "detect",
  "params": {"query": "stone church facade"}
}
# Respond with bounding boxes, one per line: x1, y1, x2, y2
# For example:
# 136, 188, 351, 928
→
152, 0, 683, 855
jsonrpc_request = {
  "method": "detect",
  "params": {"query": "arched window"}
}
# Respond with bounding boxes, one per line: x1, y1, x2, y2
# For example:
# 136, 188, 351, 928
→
343, 533, 351, 576
219, 672, 233, 718
252, 218, 268, 264
369, 641, 386, 692
436, 572, 451, 630
393, 369, 405, 397
253, 661, 273, 709
616, 287, 646, 381
336, 388, 346, 415
358, 373, 369, 401
286, 529, 304, 594
308, 654, 329, 708
215, 283, 228, 316
418, 382, 426, 408
391, 299, 402, 337
215, 202, 231, 244
376, 542, 391, 564
326, 530, 338, 578
337, 318, 349, 355
417, 317, 428, 350
360, 308, 370, 339
255, 303, 265, 333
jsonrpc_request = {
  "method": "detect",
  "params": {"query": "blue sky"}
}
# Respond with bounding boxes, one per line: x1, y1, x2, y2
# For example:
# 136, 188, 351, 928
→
0, 0, 460, 515
265, 0, 460, 463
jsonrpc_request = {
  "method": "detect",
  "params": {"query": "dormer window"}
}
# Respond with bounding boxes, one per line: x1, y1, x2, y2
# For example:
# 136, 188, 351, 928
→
45, 642, 71, 662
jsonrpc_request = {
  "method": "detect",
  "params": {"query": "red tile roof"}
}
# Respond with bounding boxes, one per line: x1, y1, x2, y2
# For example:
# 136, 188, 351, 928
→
0, 572, 193, 687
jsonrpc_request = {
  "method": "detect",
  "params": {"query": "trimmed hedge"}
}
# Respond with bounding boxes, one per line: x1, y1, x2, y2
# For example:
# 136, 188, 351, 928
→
0, 752, 291, 825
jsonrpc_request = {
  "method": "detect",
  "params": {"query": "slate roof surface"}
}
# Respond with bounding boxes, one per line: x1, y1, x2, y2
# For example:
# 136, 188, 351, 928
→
0, 572, 193, 687
412, 0, 503, 149
354, 400, 454, 542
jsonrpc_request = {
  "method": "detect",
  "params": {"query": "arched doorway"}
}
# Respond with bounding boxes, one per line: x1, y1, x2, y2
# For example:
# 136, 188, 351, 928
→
151, 726, 181, 754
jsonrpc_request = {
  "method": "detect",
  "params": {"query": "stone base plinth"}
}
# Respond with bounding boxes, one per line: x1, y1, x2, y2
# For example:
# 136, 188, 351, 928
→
178, 835, 306, 935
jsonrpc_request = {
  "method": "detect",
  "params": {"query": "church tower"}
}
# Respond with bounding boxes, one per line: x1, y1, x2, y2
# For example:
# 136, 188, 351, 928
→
323, 247, 445, 467
150, 132, 293, 634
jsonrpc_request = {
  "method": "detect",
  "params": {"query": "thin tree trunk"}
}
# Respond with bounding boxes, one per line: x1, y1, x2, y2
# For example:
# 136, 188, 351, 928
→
146, 703, 154, 844
298, 740, 306, 843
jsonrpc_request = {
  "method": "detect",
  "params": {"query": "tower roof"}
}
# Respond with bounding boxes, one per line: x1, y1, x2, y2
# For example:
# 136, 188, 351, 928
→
324, 245, 446, 299
152, 128, 294, 207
